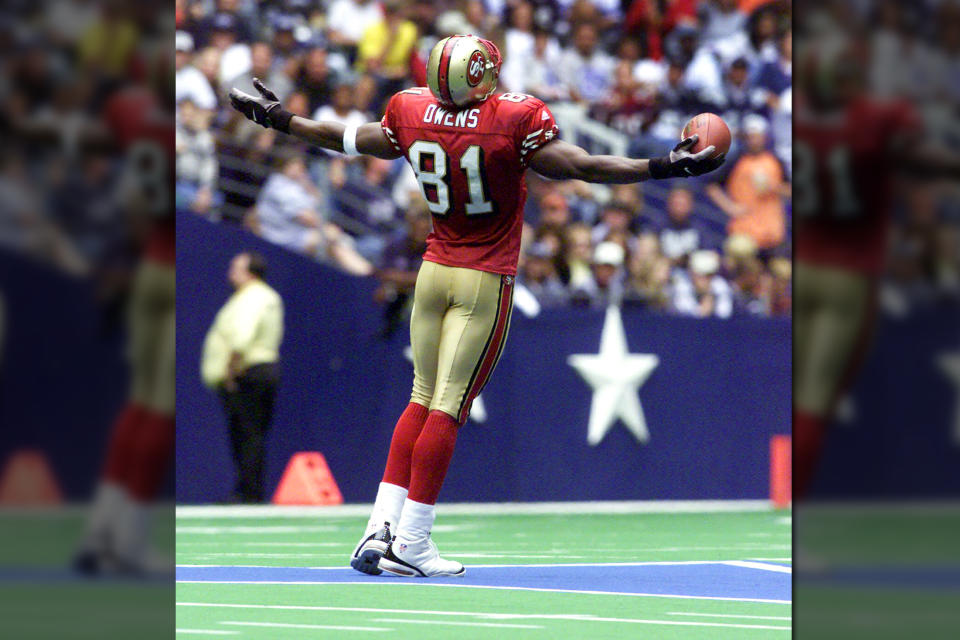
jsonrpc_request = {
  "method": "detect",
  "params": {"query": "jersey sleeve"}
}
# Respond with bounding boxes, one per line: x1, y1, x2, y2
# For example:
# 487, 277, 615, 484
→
380, 92, 404, 154
515, 98, 559, 168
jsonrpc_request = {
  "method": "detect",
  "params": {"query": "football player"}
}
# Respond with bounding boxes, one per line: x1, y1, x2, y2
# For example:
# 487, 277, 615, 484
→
230, 34, 723, 577
793, 28, 960, 497
74, 53, 176, 575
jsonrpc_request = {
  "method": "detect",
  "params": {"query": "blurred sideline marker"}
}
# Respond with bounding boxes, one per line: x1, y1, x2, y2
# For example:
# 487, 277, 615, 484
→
0, 449, 63, 505
272, 452, 343, 505
769, 435, 791, 509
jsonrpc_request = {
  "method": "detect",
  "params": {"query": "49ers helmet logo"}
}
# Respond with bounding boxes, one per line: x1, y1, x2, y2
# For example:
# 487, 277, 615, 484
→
466, 50, 485, 86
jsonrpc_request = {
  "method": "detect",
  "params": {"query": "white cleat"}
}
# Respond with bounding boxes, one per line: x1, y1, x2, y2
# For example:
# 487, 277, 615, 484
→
350, 522, 392, 575
378, 536, 465, 577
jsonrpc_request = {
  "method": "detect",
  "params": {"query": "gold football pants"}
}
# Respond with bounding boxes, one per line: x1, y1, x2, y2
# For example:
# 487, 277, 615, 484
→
409, 261, 514, 424
793, 261, 874, 416
128, 259, 176, 415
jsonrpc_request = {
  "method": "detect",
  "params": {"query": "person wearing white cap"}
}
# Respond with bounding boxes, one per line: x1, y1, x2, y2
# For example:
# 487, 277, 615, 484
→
671, 249, 733, 318
175, 31, 218, 111
570, 241, 627, 308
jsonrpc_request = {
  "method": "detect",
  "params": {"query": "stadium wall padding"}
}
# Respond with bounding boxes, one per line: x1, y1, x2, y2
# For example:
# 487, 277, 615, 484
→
175, 212, 793, 503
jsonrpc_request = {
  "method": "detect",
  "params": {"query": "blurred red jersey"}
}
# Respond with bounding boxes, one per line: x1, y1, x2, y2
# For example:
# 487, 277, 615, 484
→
102, 87, 175, 265
794, 96, 921, 275
382, 88, 559, 275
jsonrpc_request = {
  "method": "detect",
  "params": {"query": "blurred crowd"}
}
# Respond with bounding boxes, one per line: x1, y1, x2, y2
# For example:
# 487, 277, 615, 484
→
0, 1, 171, 333
796, 0, 960, 317
176, 0, 794, 319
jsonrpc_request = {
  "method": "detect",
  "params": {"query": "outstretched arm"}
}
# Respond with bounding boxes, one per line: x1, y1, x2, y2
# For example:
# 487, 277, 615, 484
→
529, 137, 724, 183
229, 79, 402, 160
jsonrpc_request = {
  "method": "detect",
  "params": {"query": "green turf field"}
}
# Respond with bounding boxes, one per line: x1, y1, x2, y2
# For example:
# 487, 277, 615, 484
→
0, 507, 175, 639
176, 503, 792, 639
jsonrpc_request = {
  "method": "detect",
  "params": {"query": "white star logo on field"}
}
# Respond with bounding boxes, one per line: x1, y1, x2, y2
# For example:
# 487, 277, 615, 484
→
567, 306, 659, 446
936, 350, 960, 446
403, 345, 486, 422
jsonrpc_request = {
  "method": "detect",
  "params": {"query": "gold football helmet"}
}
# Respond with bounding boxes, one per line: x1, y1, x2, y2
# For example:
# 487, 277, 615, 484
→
426, 34, 502, 109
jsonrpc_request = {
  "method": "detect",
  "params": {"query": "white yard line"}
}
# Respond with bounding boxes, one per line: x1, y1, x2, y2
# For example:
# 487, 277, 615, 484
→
178, 542, 344, 547
372, 618, 542, 629
177, 603, 789, 630
176, 581, 791, 604
221, 621, 390, 632
176, 526, 339, 534
722, 561, 792, 574
668, 612, 792, 621
176, 500, 776, 518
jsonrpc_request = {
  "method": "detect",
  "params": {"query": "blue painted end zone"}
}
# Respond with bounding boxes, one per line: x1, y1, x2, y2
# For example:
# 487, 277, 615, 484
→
176, 564, 791, 602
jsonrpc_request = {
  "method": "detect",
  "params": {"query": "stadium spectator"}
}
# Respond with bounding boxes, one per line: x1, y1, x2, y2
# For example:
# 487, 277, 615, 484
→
707, 114, 787, 250
508, 25, 565, 100
698, 0, 748, 46
176, 31, 218, 110
518, 241, 569, 308
768, 256, 791, 316
201, 252, 284, 503
753, 29, 791, 112
559, 23, 616, 104
356, 0, 419, 105
326, 0, 384, 57
201, 12, 252, 85
194, 47, 225, 107
374, 199, 431, 335
313, 78, 368, 129
671, 249, 733, 318
571, 240, 627, 308
252, 154, 372, 275
331, 156, 400, 261
657, 186, 705, 265
194, 1, 254, 48
296, 47, 336, 115
562, 223, 595, 291
268, 14, 303, 71
591, 199, 638, 246
710, 56, 766, 141
176, 99, 221, 217
623, 232, 671, 309
226, 41, 294, 103
500, 1, 537, 93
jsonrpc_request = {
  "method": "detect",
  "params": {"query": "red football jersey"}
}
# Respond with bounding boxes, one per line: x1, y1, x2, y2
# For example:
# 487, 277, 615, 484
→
103, 87, 176, 265
382, 88, 559, 275
794, 96, 921, 275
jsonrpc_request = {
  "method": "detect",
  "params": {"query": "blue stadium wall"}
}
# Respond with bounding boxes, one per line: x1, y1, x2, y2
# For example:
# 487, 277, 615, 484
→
176, 212, 792, 503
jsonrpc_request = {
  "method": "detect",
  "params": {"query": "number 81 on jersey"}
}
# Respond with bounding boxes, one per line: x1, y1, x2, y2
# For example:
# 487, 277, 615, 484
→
408, 141, 495, 216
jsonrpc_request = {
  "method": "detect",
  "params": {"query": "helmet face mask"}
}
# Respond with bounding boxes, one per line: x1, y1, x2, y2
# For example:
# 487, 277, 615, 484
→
427, 35, 502, 109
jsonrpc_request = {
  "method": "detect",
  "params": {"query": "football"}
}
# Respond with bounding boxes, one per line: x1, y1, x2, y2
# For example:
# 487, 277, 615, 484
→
681, 113, 731, 158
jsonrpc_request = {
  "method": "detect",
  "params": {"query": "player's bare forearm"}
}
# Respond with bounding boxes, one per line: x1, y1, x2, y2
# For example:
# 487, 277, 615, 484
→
529, 139, 651, 183
287, 119, 402, 160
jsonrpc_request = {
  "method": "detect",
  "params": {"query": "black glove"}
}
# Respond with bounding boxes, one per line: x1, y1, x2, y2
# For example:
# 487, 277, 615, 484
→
649, 135, 726, 179
228, 78, 294, 133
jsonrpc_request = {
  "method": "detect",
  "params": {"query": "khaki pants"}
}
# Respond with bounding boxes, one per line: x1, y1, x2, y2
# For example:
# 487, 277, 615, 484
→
409, 261, 514, 424
128, 260, 176, 415
793, 261, 873, 415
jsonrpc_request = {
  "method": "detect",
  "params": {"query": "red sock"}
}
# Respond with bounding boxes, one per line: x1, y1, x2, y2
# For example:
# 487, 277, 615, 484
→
102, 403, 147, 484
793, 408, 826, 500
407, 410, 459, 505
125, 409, 175, 501
381, 402, 430, 488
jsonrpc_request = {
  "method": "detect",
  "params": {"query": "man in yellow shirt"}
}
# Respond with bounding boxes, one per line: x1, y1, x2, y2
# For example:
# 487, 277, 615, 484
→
202, 252, 284, 502
356, 0, 418, 101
